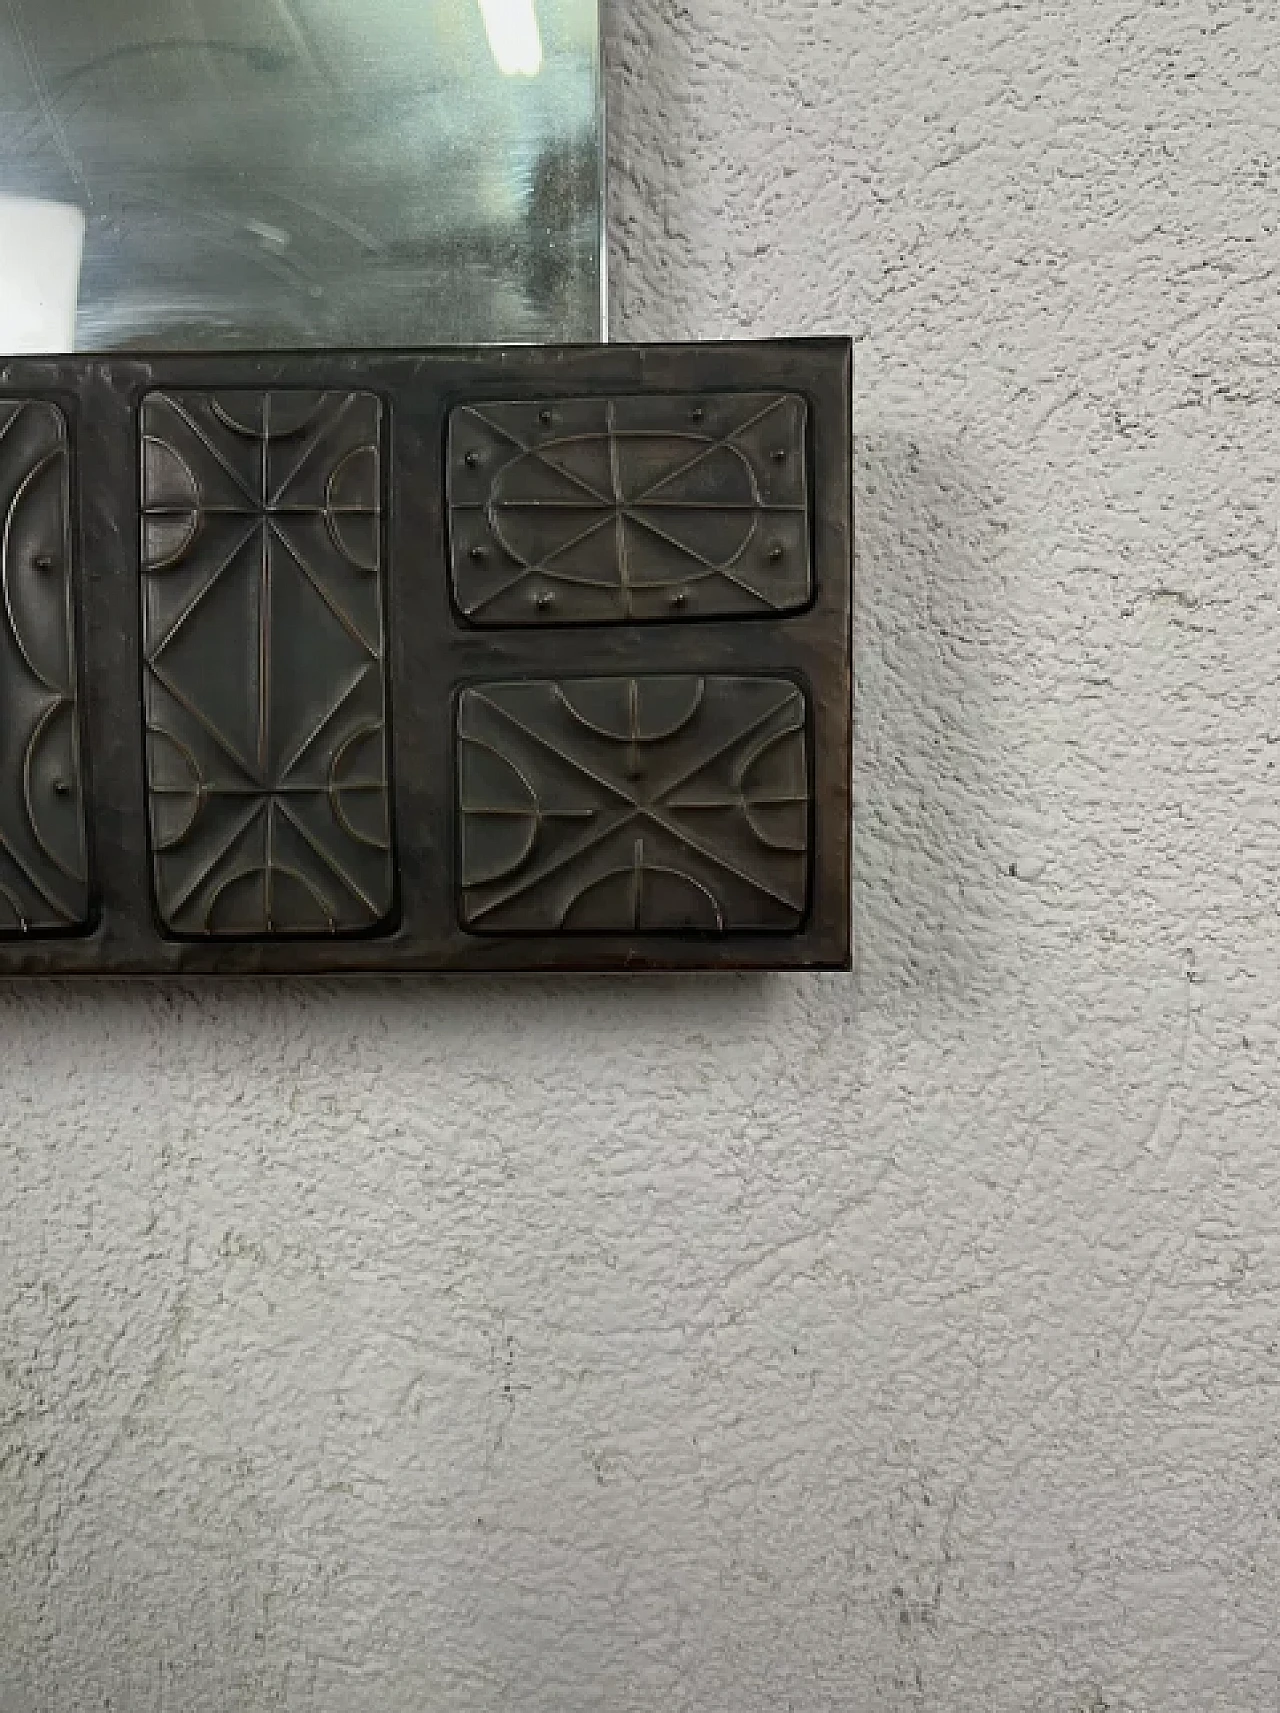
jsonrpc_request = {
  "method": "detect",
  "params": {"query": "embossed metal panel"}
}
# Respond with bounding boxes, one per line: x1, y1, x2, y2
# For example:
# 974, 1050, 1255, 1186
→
0, 339, 849, 974
459, 676, 809, 931
0, 401, 88, 933
141, 390, 393, 937
448, 394, 810, 624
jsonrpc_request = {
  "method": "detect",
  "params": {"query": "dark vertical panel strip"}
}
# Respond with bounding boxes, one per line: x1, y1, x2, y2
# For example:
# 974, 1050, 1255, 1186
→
140, 390, 395, 938
0, 400, 89, 933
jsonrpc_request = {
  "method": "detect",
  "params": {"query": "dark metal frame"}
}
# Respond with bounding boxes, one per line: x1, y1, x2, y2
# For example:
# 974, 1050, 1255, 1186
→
0, 338, 851, 974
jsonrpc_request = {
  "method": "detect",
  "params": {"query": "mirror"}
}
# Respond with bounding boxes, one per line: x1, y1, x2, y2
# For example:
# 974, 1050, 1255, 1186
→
0, 0, 602, 351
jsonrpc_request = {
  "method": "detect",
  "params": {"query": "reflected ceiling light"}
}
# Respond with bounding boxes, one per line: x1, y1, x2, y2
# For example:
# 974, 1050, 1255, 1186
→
477, 0, 543, 77
0, 195, 84, 353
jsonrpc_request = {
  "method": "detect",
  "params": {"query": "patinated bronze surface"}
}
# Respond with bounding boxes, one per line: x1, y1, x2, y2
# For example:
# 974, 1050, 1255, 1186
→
0, 338, 851, 973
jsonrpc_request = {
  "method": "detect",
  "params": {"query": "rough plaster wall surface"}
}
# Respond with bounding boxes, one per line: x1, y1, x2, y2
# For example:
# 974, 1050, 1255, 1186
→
2, 2, 1279, 1709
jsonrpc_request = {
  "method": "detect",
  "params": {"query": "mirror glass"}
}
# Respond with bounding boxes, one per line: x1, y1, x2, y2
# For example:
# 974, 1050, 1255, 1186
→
0, 0, 602, 351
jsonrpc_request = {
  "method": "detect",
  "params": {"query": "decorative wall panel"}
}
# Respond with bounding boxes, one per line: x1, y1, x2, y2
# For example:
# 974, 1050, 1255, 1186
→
0, 339, 849, 974
0, 401, 89, 933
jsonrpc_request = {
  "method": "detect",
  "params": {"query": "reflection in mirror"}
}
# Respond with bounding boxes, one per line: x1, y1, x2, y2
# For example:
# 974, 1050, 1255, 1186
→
0, 0, 601, 352
0, 195, 84, 352
478, 0, 544, 75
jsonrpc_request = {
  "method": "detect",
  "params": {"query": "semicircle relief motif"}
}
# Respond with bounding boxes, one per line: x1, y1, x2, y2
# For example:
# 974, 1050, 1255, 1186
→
140, 389, 394, 939
458, 675, 810, 935
0, 401, 89, 934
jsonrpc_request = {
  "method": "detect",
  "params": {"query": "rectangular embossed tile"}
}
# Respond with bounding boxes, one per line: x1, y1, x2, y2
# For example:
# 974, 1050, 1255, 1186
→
0, 401, 89, 933
140, 390, 394, 937
448, 393, 810, 624
458, 676, 810, 933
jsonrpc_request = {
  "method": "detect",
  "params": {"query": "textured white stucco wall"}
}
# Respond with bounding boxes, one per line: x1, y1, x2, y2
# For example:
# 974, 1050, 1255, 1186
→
4, 2, 1280, 1708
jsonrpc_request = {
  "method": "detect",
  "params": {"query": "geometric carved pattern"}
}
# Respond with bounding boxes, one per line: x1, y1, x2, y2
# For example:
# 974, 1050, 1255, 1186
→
140, 390, 394, 937
0, 341, 853, 975
458, 676, 809, 932
0, 401, 89, 933
448, 394, 811, 624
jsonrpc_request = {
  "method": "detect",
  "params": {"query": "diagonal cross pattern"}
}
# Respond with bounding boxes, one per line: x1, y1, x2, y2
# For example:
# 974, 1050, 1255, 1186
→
458, 675, 810, 934
448, 392, 812, 625
141, 389, 394, 938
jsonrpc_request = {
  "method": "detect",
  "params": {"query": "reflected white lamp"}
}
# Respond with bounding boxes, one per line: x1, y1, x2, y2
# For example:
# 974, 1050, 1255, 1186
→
0, 195, 84, 354
477, 0, 544, 77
